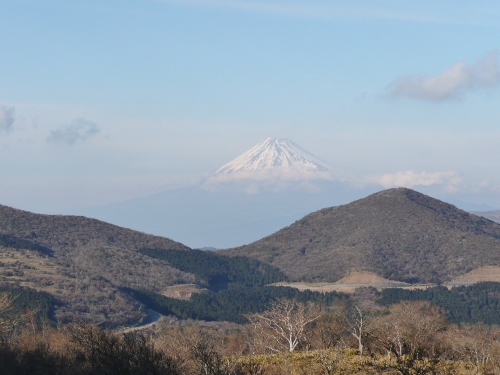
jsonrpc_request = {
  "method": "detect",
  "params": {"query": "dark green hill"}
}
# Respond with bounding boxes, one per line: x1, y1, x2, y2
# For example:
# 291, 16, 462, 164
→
223, 188, 500, 284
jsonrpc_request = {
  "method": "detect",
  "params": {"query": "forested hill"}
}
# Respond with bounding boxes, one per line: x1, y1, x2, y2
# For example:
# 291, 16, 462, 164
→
0, 203, 196, 326
223, 188, 500, 284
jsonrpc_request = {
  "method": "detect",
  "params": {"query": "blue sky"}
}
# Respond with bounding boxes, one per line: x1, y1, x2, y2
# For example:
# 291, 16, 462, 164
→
1, 0, 500, 212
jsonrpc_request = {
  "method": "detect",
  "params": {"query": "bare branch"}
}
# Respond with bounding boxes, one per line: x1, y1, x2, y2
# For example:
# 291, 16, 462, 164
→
245, 299, 322, 352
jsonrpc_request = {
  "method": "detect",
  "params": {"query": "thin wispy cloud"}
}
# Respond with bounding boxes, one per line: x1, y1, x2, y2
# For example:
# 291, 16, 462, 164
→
0, 106, 15, 134
367, 171, 462, 191
158, 0, 455, 23
387, 52, 500, 101
47, 118, 100, 145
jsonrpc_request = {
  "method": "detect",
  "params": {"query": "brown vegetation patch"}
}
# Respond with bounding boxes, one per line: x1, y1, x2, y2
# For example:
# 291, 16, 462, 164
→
333, 271, 403, 285
272, 272, 410, 294
452, 266, 500, 283
160, 284, 207, 300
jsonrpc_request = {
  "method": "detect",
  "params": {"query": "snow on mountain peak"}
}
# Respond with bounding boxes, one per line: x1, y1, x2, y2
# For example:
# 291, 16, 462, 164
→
201, 138, 355, 194
214, 138, 332, 174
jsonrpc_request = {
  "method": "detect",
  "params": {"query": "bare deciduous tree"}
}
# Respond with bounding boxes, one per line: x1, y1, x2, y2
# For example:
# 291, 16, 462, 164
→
304, 312, 344, 350
449, 323, 500, 374
245, 299, 323, 353
157, 326, 245, 375
335, 304, 374, 357
372, 301, 449, 375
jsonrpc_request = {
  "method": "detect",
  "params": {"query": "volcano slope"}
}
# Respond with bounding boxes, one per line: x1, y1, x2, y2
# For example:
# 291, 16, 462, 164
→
223, 188, 500, 284
0, 204, 195, 326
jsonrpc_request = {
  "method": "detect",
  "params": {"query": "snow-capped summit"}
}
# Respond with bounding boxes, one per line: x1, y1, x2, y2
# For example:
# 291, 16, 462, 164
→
214, 138, 332, 174
203, 138, 354, 192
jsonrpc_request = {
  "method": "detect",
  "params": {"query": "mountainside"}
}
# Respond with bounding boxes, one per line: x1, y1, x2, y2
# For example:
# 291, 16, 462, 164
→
223, 188, 500, 284
0, 204, 195, 326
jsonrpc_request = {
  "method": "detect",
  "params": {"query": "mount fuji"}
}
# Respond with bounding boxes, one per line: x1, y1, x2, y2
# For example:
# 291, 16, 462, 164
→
204, 138, 358, 192
67, 138, 380, 248
214, 137, 333, 174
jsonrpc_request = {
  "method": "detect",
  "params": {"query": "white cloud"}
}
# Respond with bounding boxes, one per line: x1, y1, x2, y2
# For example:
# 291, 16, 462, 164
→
387, 52, 500, 101
367, 170, 462, 190
47, 118, 100, 145
0, 106, 15, 133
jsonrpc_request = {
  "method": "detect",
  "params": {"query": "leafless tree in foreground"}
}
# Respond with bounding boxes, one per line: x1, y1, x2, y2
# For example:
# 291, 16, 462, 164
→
449, 323, 500, 374
245, 298, 323, 353
372, 301, 449, 375
335, 304, 375, 357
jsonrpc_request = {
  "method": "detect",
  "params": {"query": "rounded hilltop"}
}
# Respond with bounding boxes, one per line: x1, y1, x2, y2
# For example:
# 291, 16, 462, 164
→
223, 188, 500, 284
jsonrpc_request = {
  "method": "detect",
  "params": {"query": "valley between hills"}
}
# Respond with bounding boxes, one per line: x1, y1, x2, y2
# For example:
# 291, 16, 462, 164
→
1, 188, 500, 328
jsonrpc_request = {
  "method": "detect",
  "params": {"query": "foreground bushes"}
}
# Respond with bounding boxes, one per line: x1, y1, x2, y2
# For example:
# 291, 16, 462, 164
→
1, 299, 500, 374
0, 325, 181, 375
1, 322, 500, 374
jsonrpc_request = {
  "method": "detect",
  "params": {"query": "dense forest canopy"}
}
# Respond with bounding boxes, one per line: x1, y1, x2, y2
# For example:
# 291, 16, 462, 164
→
139, 248, 287, 290
378, 282, 500, 325
135, 248, 347, 323
0, 285, 54, 324
0, 234, 53, 256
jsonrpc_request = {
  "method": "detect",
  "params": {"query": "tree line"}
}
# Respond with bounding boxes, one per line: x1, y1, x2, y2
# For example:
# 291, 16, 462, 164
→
0, 285, 54, 325
125, 285, 347, 324
138, 248, 287, 290
0, 234, 53, 256
378, 282, 500, 325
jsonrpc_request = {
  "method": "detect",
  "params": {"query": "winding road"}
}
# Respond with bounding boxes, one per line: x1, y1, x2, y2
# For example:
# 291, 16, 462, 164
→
117, 310, 162, 333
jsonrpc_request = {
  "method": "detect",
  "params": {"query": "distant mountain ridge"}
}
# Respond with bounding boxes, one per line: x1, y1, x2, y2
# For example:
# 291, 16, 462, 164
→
223, 188, 500, 284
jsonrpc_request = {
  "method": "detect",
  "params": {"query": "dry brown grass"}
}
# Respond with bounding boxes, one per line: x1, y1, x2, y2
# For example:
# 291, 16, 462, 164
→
452, 266, 500, 283
0, 247, 69, 294
273, 271, 415, 294
160, 284, 208, 300
334, 271, 403, 285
